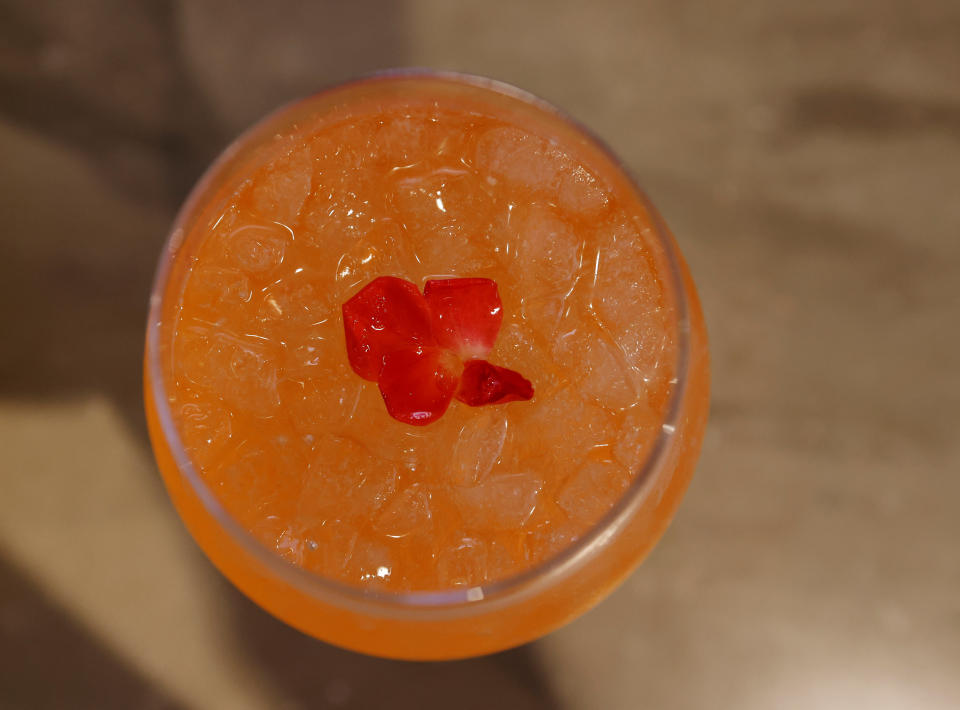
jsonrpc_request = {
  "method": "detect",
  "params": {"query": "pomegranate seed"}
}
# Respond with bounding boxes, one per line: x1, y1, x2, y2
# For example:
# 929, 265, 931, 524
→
424, 278, 503, 359
342, 276, 533, 424
456, 359, 534, 407
342, 276, 433, 381
378, 346, 462, 426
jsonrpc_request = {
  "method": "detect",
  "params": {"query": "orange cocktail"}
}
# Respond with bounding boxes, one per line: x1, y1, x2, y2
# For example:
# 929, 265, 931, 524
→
145, 72, 709, 659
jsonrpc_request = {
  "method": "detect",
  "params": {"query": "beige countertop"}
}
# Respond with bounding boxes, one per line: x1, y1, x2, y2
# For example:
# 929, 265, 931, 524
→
1, 1, 958, 708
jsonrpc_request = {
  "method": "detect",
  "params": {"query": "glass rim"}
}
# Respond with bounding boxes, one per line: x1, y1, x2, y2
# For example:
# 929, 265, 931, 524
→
145, 68, 691, 619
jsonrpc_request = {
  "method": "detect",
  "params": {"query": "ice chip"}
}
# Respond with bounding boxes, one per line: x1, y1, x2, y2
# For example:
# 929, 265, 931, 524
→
374, 483, 433, 539
393, 169, 498, 277
557, 164, 610, 216
493, 320, 562, 391
372, 115, 431, 164
334, 221, 410, 289
518, 293, 567, 341
519, 388, 616, 468
476, 125, 608, 217
456, 473, 543, 530
475, 126, 566, 191
514, 204, 581, 293
225, 222, 289, 274
275, 526, 306, 565
437, 535, 488, 587
301, 436, 398, 525
348, 541, 393, 585
258, 270, 332, 327
279, 365, 363, 438
394, 170, 495, 236
526, 521, 580, 560
251, 146, 312, 224
556, 460, 631, 525
613, 404, 661, 468
179, 400, 233, 470
556, 322, 639, 411
309, 121, 371, 171
297, 162, 381, 258
300, 522, 358, 574
590, 215, 673, 393
176, 327, 281, 417
186, 266, 253, 312
451, 411, 508, 485
208, 439, 306, 530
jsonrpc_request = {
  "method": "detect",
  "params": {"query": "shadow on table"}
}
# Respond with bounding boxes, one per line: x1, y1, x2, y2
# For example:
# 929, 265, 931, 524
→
0, 555, 186, 710
0, 1, 563, 708
0, 550, 559, 710
221, 574, 562, 709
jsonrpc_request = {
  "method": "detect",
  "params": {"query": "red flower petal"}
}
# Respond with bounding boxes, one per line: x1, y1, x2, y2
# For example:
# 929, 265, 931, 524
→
424, 278, 503, 359
378, 346, 462, 426
456, 359, 534, 407
342, 276, 434, 381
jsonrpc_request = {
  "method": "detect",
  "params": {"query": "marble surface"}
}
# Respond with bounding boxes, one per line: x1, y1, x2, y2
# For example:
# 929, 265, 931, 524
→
1, 0, 958, 708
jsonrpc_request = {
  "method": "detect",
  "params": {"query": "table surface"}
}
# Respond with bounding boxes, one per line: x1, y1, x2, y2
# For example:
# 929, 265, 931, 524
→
1, 1, 958, 708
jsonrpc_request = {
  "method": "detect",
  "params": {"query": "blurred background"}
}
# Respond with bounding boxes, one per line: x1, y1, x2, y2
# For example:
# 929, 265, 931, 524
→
1, 0, 958, 708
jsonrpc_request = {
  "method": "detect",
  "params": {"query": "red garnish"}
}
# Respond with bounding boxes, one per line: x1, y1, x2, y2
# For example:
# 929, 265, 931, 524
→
378, 346, 462, 426
424, 278, 502, 359
342, 276, 533, 425
342, 276, 433, 381
456, 359, 535, 407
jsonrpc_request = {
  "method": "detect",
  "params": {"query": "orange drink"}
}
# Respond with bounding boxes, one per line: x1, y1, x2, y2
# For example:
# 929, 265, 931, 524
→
145, 72, 709, 659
